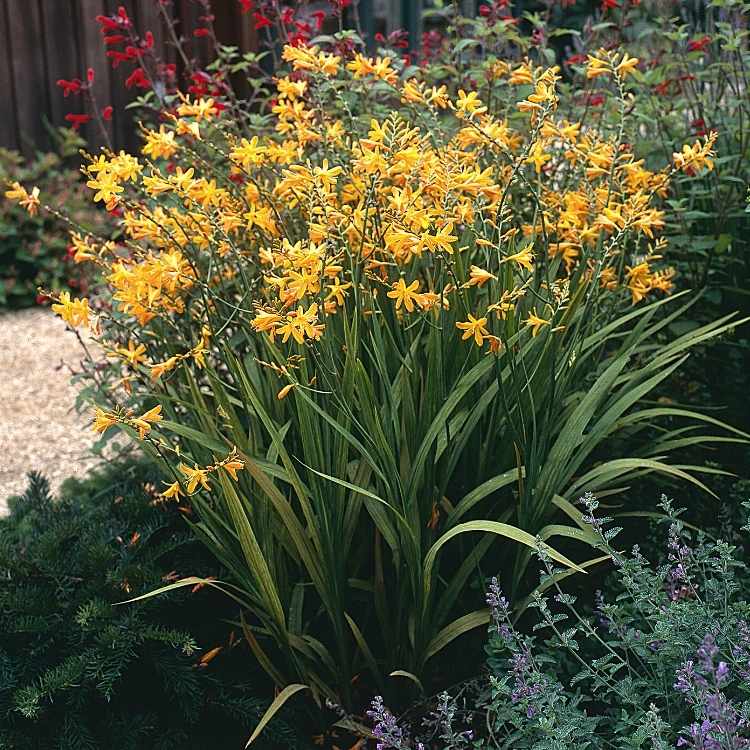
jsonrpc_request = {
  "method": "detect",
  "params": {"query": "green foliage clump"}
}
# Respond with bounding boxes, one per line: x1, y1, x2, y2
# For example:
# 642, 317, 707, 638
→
0, 128, 106, 309
0, 463, 307, 750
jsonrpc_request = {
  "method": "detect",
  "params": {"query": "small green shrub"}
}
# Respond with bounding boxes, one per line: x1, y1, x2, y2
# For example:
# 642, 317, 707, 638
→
0, 128, 107, 310
0, 463, 307, 750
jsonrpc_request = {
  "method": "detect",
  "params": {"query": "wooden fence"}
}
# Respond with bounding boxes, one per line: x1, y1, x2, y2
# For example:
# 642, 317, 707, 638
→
0, 0, 441, 158
0, 0, 259, 157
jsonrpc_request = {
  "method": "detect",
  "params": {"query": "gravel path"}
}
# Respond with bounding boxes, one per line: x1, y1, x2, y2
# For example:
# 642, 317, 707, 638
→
1, 308, 105, 512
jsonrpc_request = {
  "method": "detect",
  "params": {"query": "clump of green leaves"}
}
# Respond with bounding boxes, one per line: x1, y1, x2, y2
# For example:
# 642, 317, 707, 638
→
0, 128, 107, 309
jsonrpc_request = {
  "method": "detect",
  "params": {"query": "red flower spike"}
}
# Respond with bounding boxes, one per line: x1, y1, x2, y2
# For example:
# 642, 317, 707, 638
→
95, 14, 120, 32
65, 113, 92, 130
253, 11, 272, 29
57, 78, 82, 97
116, 6, 130, 25
687, 36, 711, 53
125, 68, 150, 89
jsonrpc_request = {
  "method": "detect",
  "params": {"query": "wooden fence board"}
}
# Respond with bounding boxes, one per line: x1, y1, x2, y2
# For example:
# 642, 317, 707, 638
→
7, 0, 48, 155
0, 0, 20, 151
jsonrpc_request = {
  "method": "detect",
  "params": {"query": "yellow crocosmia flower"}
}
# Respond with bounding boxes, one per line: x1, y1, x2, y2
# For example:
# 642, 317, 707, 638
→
586, 53, 611, 79
175, 119, 201, 140
387, 278, 422, 313
455, 89, 487, 118
420, 223, 458, 254
277, 304, 324, 344
501, 244, 534, 272
347, 53, 375, 78
131, 404, 163, 440
615, 54, 639, 78
222, 455, 246, 481
230, 136, 267, 169
509, 62, 534, 85
179, 463, 211, 493
326, 279, 352, 306
176, 96, 219, 121
5, 182, 41, 215
142, 125, 178, 159
524, 141, 551, 174
161, 481, 183, 500
111, 151, 142, 181
456, 315, 491, 346
525, 313, 550, 336
150, 356, 179, 380
401, 79, 426, 104
86, 172, 124, 205
92, 407, 118, 435
277, 383, 297, 400
466, 266, 497, 287
51, 291, 90, 328
673, 131, 717, 174
276, 76, 306, 100
115, 340, 147, 367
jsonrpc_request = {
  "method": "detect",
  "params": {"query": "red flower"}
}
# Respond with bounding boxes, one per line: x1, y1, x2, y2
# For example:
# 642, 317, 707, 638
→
280, 7, 295, 24
253, 12, 272, 29
95, 14, 120, 32
64, 113, 92, 130
102, 105, 113, 121
87, 67, 95, 83
116, 6, 130, 25
106, 50, 134, 68
143, 31, 155, 50
125, 67, 150, 89
479, 5, 491, 16
687, 36, 711, 53
601, 0, 619, 8
57, 78, 82, 97
311, 10, 326, 30
238, 0, 253, 12
104, 34, 126, 45
193, 27, 210, 37
566, 53, 586, 65
587, 93, 605, 106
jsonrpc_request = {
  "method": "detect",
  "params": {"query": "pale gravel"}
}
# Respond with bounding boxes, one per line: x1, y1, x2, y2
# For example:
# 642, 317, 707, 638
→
0, 308, 106, 512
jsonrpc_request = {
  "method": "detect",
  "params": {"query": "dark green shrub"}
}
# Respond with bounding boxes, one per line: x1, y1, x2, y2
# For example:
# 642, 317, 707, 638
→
0, 462, 307, 750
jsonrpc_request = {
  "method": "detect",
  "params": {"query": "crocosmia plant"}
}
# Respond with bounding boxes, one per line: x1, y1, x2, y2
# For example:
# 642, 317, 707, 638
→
8, 26, 744, 708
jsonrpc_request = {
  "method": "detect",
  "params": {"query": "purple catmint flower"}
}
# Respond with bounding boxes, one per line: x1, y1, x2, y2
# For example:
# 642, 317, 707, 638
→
368, 696, 409, 750
486, 577, 511, 637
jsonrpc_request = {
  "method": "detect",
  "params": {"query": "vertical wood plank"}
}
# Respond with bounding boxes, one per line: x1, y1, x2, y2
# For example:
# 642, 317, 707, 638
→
0, 0, 20, 150
6, 0, 49, 155
104, 0, 139, 151
77, 0, 114, 152
40, 0, 83, 131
